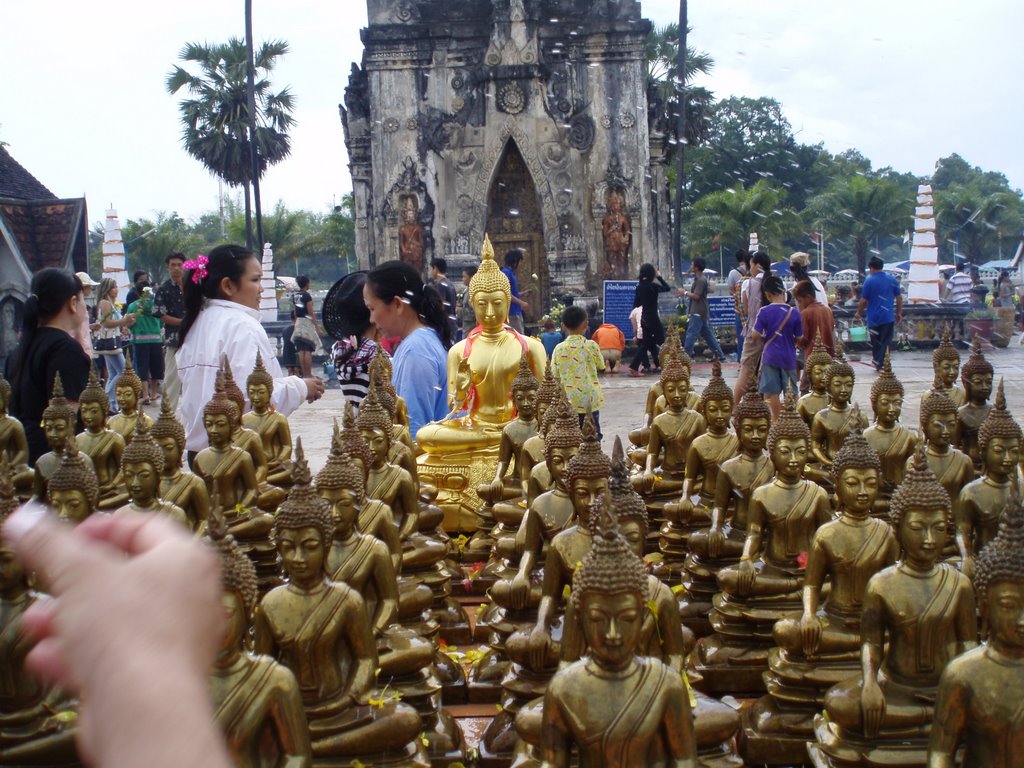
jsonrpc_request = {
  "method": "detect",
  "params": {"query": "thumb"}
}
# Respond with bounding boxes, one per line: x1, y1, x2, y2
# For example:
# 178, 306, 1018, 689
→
3, 501, 97, 596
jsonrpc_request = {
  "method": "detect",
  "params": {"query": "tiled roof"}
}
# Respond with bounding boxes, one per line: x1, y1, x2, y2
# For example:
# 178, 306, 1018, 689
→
0, 146, 55, 201
0, 198, 88, 273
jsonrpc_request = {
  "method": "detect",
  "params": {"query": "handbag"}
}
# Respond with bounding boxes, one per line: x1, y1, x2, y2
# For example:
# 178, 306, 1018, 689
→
94, 336, 121, 352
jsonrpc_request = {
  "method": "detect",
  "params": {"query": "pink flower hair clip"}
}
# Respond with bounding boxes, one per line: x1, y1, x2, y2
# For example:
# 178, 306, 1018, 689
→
183, 255, 209, 285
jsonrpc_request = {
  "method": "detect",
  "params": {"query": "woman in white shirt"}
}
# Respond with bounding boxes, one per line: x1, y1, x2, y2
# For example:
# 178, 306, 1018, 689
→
175, 244, 325, 457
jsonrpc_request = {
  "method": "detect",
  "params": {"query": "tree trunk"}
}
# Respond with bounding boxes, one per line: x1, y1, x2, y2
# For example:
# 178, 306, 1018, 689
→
245, 0, 264, 250
244, 180, 253, 249
855, 239, 867, 277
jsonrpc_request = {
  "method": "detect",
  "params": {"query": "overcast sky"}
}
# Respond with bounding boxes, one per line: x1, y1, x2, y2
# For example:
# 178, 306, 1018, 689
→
3, 0, 1021, 228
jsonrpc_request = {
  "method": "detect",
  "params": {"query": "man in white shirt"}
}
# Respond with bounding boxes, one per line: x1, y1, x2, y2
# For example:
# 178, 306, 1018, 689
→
944, 263, 972, 304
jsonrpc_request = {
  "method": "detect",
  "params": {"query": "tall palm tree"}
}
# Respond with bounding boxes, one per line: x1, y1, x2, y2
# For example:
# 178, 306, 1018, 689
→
646, 23, 714, 148
934, 184, 1023, 265
688, 180, 803, 257
166, 38, 295, 247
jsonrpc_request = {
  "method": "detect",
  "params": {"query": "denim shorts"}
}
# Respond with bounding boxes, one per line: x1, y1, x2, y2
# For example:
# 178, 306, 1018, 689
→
759, 364, 798, 396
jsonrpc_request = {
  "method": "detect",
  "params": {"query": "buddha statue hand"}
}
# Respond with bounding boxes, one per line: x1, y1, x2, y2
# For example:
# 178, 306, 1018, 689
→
736, 558, 757, 596
861, 677, 886, 738
799, 612, 822, 658
706, 526, 725, 560
666, 495, 694, 525
509, 572, 531, 610
479, 476, 507, 504
452, 358, 472, 410
528, 624, 553, 671
639, 471, 657, 495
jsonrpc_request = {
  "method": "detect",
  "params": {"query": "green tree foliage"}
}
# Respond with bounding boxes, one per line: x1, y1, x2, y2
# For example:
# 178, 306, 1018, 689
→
645, 24, 714, 149
687, 180, 803, 258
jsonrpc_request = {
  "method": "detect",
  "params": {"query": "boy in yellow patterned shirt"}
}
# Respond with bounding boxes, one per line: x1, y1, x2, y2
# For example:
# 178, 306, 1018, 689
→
551, 305, 605, 439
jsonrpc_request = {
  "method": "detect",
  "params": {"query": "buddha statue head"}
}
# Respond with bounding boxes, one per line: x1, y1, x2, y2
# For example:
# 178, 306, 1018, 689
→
659, 357, 690, 413
974, 494, 1024, 653
920, 391, 958, 451
563, 414, 611, 527
869, 350, 905, 428
151, 395, 187, 473
47, 436, 99, 523
206, 512, 259, 653
246, 351, 274, 414
338, 404, 373, 480
824, 342, 855, 409
767, 386, 810, 482
544, 397, 584, 488
540, 381, 569, 437
316, 422, 366, 535
699, 361, 734, 432
0, 461, 24, 590
42, 373, 76, 452
535, 361, 560, 430
960, 336, 994, 406
78, 365, 110, 432
274, 440, 334, 587
115, 350, 143, 414
831, 411, 882, 517
662, 325, 692, 378
806, 330, 833, 394
511, 353, 539, 421
468, 235, 512, 331
203, 376, 240, 450
356, 386, 393, 468
369, 354, 398, 420
933, 325, 960, 390
122, 418, 165, 505
977, 380, 1022, 483
733, 392, 772, 455
0, 373, 10, 416
572, 495, 649, 670
220, 360, 246, 428
609, 437, 649, 557
890, 445, 952, 567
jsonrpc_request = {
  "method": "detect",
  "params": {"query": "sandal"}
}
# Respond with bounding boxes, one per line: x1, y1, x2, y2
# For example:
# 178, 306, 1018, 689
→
142, 398, 151, 405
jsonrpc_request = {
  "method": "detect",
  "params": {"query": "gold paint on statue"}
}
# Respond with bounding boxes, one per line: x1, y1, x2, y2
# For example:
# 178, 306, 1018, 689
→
0, 373, 32, 493
916, 392, 975, 551
637, 357, 706, 496
47, 436, 99, 524
797, 330, 832, 427
864, 350, 918, 508
810, 345, 867, 472
112, 418, 188, 526
478, 353, 539, 504
107, 351, 152, 444
921, 325, 966, 410
242, 351, 294, 486
152, 395, 210, 531
75, 365, 128, 510
957, 336, 995, 471
34, 373, 91, 502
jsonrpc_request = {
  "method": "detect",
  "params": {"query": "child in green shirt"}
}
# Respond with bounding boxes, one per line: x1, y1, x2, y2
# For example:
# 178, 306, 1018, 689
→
126, 286, 164, 404
551, 305, 605, 439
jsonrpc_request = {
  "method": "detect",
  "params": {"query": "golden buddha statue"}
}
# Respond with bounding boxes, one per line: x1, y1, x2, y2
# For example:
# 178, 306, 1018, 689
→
521, 385, 573, 508
205, 514, 312, 767
75, 365, 129, 510
151, 396, 209, 531
682, 392, 774, 636
370, 347, 410, 430
955, 380, 1021, 579
254, 452, 428, 766
864, 350, 917, 510
742, 422, 898, 763
957, 336, 994, 471
368, 354, 417, 471
33, 373, 92, 502
0, 463, 80, 766
107, 352, 152, 444
810, 346, 867, 476
916, 391, 974, 545
928, 496, 1024, 768
921, 325, 966, 410
695, 387, 832, 694
537, 500, 698, 768
241, 351, 293, 486
811, 447, 977, 768
797, 330, 832, 427
516, 360, 561, 492
0, 373, 33, 494
478, 353, 540, 504
358, 386, 418, 542
112, 418, 188, 526
416, 235, 547, 531
47, 436, 99, 524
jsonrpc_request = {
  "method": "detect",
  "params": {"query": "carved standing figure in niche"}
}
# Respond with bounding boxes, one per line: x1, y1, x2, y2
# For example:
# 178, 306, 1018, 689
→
398, 196, 424, 272
602, 189, 631, 280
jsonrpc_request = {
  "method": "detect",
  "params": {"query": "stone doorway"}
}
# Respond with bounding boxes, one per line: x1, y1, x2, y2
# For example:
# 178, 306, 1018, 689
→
485, 140, 547, 328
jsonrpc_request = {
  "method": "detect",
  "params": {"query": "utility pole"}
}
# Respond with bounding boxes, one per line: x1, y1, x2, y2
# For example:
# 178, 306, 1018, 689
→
671, 1, 688, 280
245, 0, 264, 250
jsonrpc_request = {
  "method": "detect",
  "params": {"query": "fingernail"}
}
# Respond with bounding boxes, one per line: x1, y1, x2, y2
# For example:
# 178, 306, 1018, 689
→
3, 500, 49, 543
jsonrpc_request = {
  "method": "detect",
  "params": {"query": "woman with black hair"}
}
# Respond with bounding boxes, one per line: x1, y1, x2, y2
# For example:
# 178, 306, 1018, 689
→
176, 244, 324, 454
323, 272, 378, 410
789, 252, 828, 305
627, 263, 671, 376
363, 260, 451, 436
8, 269, 91, 462
290, 275, 323, 378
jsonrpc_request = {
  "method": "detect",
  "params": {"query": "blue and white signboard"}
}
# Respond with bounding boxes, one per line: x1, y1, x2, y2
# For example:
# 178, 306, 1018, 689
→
603, 280, 639, 339
707, 296, 738, 329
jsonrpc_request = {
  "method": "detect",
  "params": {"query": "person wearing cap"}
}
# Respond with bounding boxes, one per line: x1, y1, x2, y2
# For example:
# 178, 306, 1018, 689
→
789, 252, 829, 306
324, 272, 378, 411
73, 271, 101, 360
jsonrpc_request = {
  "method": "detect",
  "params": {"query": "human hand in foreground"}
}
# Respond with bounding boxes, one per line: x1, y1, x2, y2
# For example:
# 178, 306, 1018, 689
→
3, 504, 230, 768
304, 377, 325, 403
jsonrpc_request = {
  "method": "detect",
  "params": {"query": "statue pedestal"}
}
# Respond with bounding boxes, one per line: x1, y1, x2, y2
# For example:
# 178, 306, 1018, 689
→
418, 445, 500, 533
810, 713, 930, 767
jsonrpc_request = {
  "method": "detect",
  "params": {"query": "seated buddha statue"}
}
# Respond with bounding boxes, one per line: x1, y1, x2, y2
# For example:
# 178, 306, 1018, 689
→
254, 454, 427, 765
0, 463, 80, 766
954, 380, 1021, 579
537, 500, 698, 768
741, 423, 898, 762
810, 349, 868, 482
920, 325, 966, 410
515, 361, 560, 494
864, 350, 917, 513
928, 496, 1024, 768
416, 235, 546, 531
694, 389, 832, 694
957, 336, 994, 471
811, 447, 977, 768
915, 391, 974, 550
370, 346, 411, 430
797, 330, 832, 427
46, 437, 99, 524
0, 373, 33, 494
151, 397, 209, 531
75, 365, 129, 510
111, 418, 189, 526
478, 353, 539, 505
682, 392, 773, 636
107, 352, 152, 443
520, 386, 573, 508
33, 373, 93, 502
241, 351, 293, 486
205, 514, 312, 767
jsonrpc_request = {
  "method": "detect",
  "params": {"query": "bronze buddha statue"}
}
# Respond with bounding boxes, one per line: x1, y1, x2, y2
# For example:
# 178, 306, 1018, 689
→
75, 365, 129, 510
0, 373, 33, 494
33, 373, 92, 503
242, 351, 294, 486
47, 436, 99, 524
810, 346, 868, 479
516, 360, 561, 498
921, 325, 966, 410
107, 352, 152, 444
151, 396, 209, 531
916, 391, 974, 554
864, 350, 917, 511
112, 418, 189, 526
478, 353, 540, 505
797, 330, 832, 427
957, 336, 995, 471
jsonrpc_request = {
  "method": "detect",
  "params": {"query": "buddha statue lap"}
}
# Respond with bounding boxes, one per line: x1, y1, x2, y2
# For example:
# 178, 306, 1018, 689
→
241, 351, 294, 486
927, 496, 1024, 768
694, 389, 832, 694
110, 418, 189, 526
0, 373, 33, 495
46, 437, 100, 524
416, 236, 547, 533
954, 380, 1021, 579
151, 397, 209, 531
254, 455, 429, 767
916, 391, 974, 557
864, 350, 917, 515
797, 331, 832, 427
920, 325, 966, 411
107, 353, 152, 444
809, 348, 867, 487
681, 392, 773, 637
75, 366, 130, 510
741, 420, 898, 765
810, 447, 977, 768
33, 374, 94, 503
957, 336, 994, 472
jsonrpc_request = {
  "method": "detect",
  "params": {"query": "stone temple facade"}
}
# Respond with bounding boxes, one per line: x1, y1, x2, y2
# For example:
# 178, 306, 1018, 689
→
341, 0, 670, 321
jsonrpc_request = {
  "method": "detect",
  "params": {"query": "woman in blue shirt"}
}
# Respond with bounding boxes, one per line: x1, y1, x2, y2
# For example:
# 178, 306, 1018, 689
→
363, 261, 453, 437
